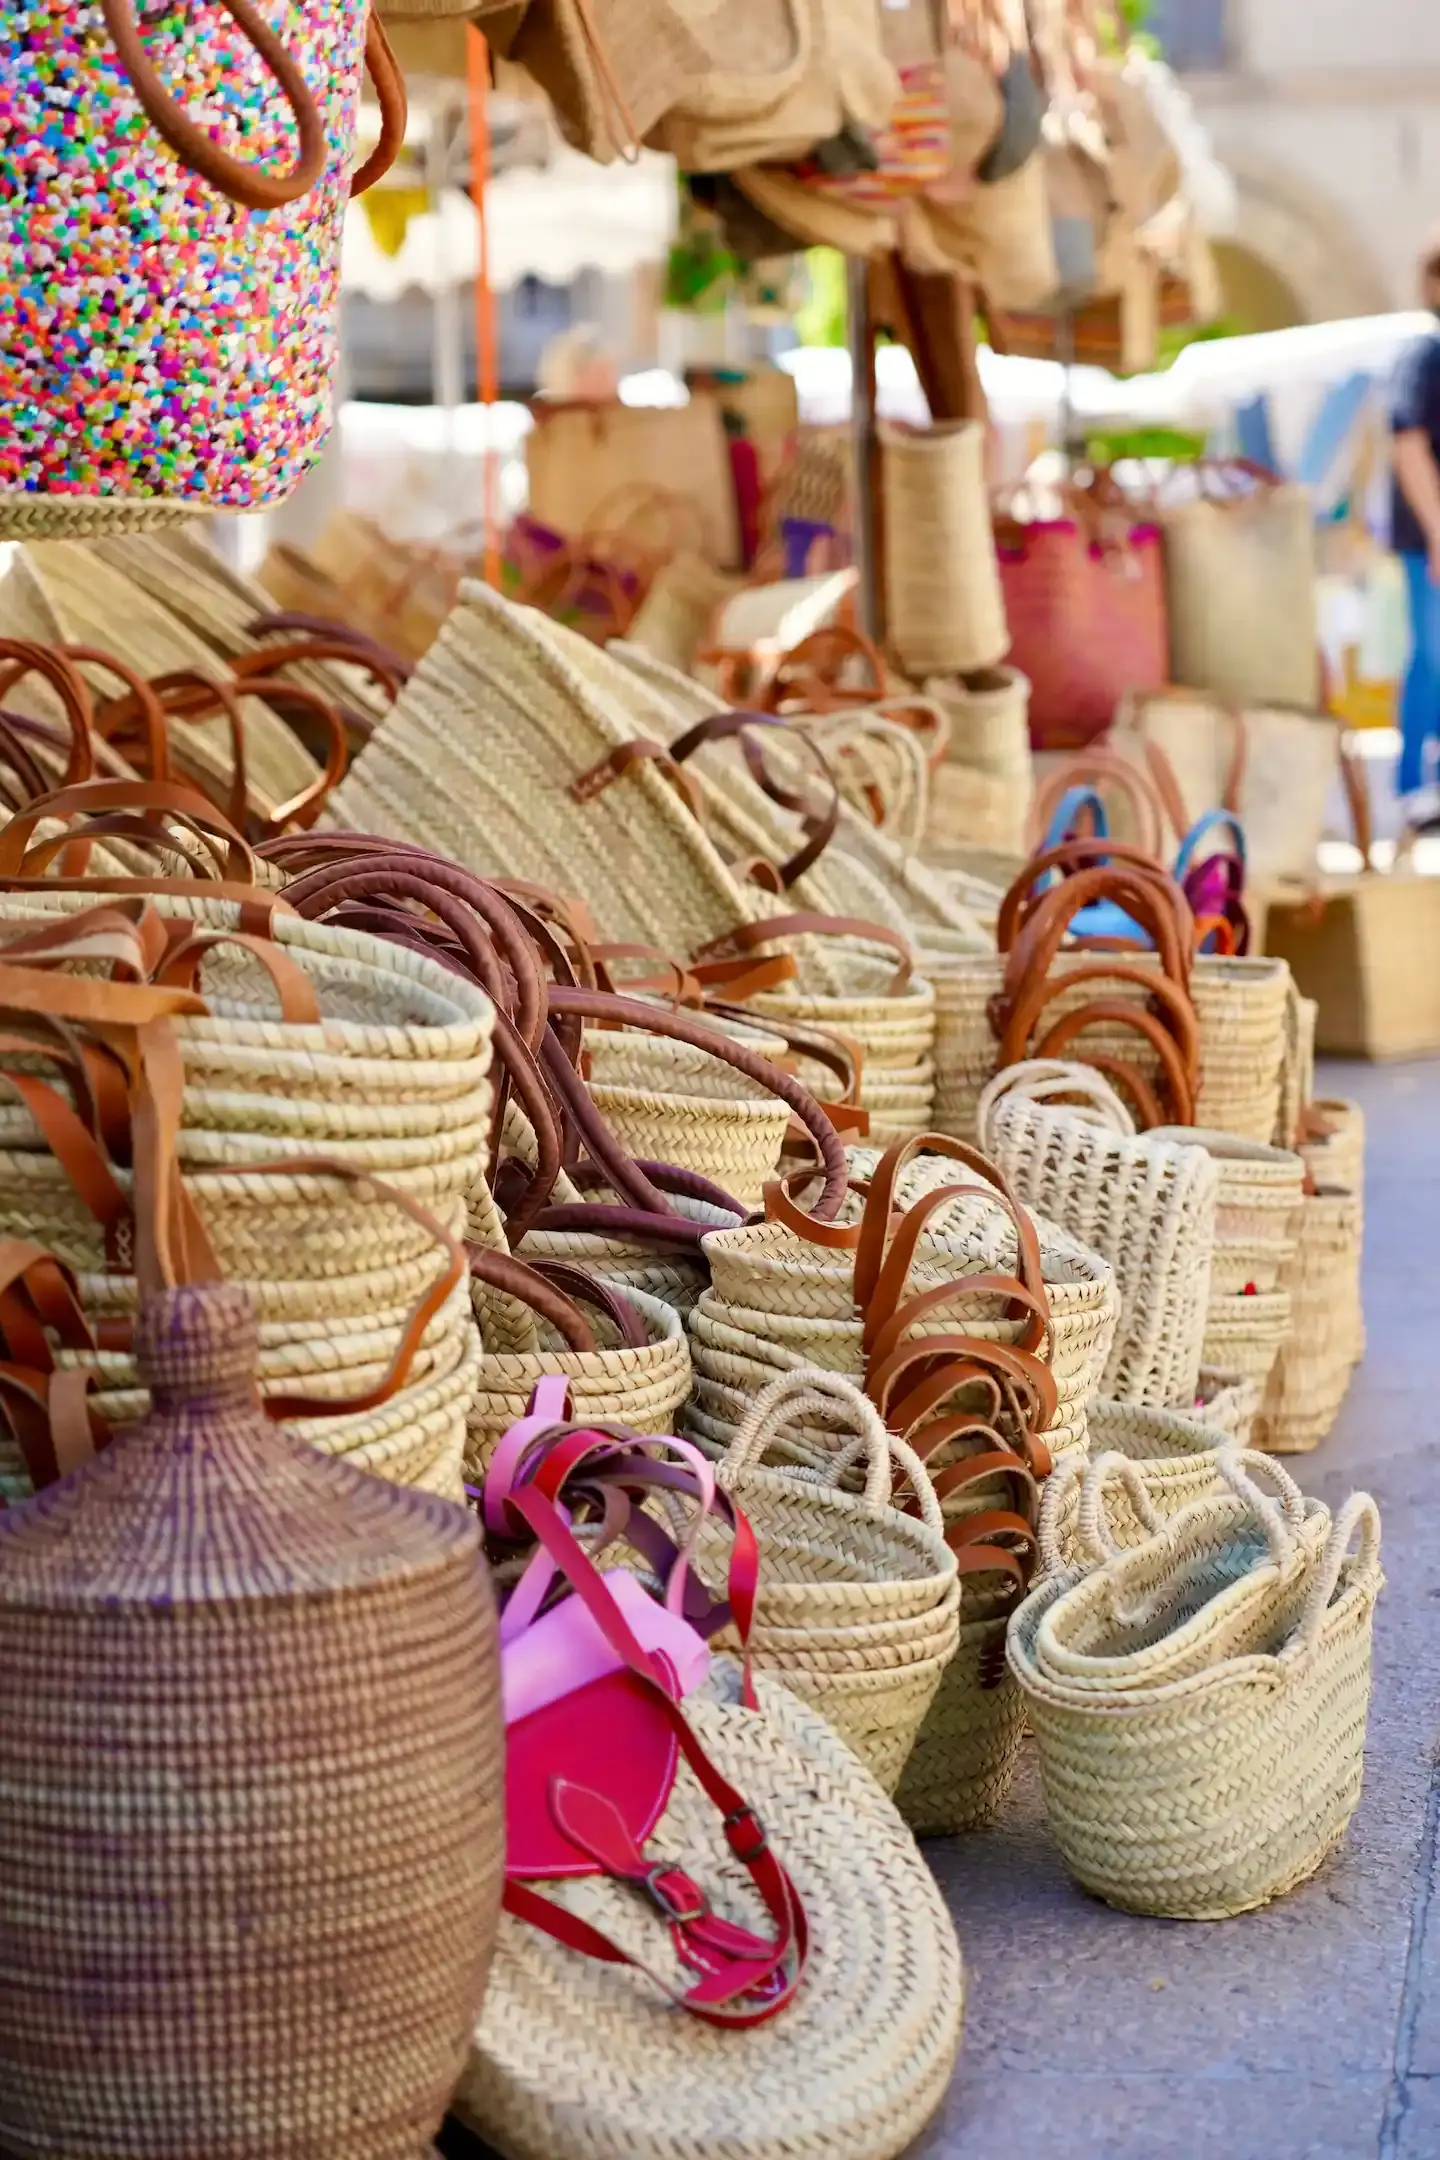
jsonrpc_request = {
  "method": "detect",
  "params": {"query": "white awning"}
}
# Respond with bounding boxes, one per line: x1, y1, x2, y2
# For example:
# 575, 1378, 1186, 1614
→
342, 146, 678, 300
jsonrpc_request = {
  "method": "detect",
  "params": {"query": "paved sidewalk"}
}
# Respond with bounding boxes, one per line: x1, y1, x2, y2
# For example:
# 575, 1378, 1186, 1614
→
446, 1059, 1438, 2160
914, 1059, 1440, 2160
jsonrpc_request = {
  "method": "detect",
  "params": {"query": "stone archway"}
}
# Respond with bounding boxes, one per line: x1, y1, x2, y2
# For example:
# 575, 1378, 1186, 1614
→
1214, 151, 1393, 324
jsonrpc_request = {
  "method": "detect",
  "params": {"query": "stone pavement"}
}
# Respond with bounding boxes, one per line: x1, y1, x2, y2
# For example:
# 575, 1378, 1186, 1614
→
444, 1058, 1438, 2160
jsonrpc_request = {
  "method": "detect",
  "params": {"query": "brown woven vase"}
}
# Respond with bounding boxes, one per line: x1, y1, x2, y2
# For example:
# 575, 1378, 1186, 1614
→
0, 1279, 503, 2160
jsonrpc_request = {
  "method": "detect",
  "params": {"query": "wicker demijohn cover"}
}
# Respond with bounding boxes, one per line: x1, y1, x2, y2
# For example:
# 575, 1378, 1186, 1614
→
0, 1276, 504, 2159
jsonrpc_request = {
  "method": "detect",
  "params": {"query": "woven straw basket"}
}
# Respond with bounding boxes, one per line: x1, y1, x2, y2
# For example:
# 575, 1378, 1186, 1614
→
1037, 1403, 1243, 1567
1253, 1185, 1363, 1455
1010, 1454, 1382, 1918
1201, 1286, 1292, 1389
1150, 1126, 1304, 1297
455, 1660, 964, 2160
979, 1063, 1218, 1409
880, 421, 1009, 677
922, 668, 1033, 856
0, 1280, 503, 2158
705, 1372, 961, 1793
0, 895, 493, 1495
0, 540, 320, 820
933, 947, 1293, 1146
465, 1269, 691, 1479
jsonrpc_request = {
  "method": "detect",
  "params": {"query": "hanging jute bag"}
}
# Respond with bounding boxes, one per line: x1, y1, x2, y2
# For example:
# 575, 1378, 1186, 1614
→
1252, 1184, 1363, 1455
979, 1062, 1219, 1410
705, 1371, 960, 1794
1010, 1452, 1382, 1918
880, 420, 1010, 678
0, 0, 403, 531
1159, 462, 1321, 711
0, 1020, 504, 2159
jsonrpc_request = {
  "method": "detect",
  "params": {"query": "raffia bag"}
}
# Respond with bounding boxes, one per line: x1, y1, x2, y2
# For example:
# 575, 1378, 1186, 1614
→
1037, 1405, 1244, 1568
455, 1659, 963, 2160
1149, 1127, 1304, 1298
1200, 1286, 1292, 1389
979, 1063, 1218, 1410
880, 421, 1008, 677
465, 1253, 690, 1479
1160, 465, 1320, 711
931, 855, 1294, 1145
705, 1371, 960, 1794
0, 1021, 502, 2159
1010, 1454, 1382, 1918
1253, 1185, 1363, 1455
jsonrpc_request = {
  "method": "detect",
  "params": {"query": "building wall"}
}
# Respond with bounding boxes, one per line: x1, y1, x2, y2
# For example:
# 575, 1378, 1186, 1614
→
1157, 0, 1440, 320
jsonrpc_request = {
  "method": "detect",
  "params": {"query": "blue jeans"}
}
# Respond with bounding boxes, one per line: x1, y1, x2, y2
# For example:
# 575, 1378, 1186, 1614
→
1400, 552, 1440, 795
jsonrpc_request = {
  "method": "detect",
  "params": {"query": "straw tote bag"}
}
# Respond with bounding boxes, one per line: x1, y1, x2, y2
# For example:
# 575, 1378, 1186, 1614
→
881, 421, 1009, 677
932, 847, 1294, 1145
1149, 1127, 1304, 1298
995, 497, 1168, 749
1010, 1453, 1382, 1918
0, 0, 403, 533
1109, 684, 1341, 888
706, 1370, 960, 1794
0, 1017, 503, 2160
1037, 1399, 1243, 1567
525, 401, 742, 570
979, 1062, 1219, 1410
1160, 463, 1321, 711
1252, 1183, 1362, 1456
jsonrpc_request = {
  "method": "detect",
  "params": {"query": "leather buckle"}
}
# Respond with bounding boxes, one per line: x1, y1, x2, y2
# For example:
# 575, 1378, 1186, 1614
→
723, 1804, 769, 1864
644, 1864, 710, 1925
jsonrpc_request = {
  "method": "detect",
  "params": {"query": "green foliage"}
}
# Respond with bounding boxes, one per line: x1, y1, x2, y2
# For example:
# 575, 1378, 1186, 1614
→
795, 249, 848, 347
1086, 424, 1208, 462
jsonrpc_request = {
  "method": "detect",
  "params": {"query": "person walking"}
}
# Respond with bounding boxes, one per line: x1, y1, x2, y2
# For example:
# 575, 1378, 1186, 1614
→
1391, 244, 1440, 823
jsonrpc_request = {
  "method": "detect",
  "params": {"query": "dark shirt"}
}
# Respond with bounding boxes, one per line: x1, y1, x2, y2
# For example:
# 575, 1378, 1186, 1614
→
1390, 328, 1440, 555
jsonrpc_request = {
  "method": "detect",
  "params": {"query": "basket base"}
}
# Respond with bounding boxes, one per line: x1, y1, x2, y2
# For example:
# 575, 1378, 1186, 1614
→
0, 492, 204, 540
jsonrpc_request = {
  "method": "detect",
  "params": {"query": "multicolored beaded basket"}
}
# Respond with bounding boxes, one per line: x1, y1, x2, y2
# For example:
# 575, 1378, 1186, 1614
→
0, 0, 402, 535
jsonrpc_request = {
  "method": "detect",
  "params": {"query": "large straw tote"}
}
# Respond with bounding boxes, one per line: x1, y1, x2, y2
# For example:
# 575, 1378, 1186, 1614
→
0, 541, 320, 821
702, 1372, 959, 1793
880, 421, 1008, 677
464, 1261, 691, 1478
929, 923, 1293, 1145
1009, 1455, 1382, 1917
1252, 1186, 1363, 1455
583, 1012, 796, 1208
1149, 1126, 1304, 1297
331, 584, 892, 996
605, 638, 989, 945
455, 1657, 962, 2160
1037, 1401, 1242, 1566
979, 1063, 1218, 1410
90, 527, 396, 742
1160, 470, 1321, 711
0, 1257, 502, 2159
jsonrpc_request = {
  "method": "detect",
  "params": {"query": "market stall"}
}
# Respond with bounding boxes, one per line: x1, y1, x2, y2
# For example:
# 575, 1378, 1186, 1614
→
0, 3, 1398, 2157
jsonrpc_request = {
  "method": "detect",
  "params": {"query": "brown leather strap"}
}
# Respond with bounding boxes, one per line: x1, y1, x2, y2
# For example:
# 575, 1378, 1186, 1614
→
0, 778, 258, 885
151, 928, 322, 1026
569, 738, 705, 825
351, 13, 407, 198
670, 710, 841, 889
0, 642, 96, 790
99, 0, 326, 211
1028, 747, 1167, 857
527, 1262, 650, 1351
852, 1135, 1048, 1345
765, 625, 887, 714
468, 1244, 597, 1354
998, 845, 1195, 978
692, 912, 913, 996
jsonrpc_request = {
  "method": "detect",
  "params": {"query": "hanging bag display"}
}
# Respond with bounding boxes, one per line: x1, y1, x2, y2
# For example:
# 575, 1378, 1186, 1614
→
1159, 461, 1321, 710
0, 0, 404, 531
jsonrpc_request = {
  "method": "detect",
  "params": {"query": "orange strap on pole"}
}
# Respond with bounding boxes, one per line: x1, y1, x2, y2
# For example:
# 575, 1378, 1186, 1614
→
467, 25, 501, 590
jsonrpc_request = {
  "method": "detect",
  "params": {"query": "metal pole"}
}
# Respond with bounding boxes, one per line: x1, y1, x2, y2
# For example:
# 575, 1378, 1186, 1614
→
846, 255, 879, 640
